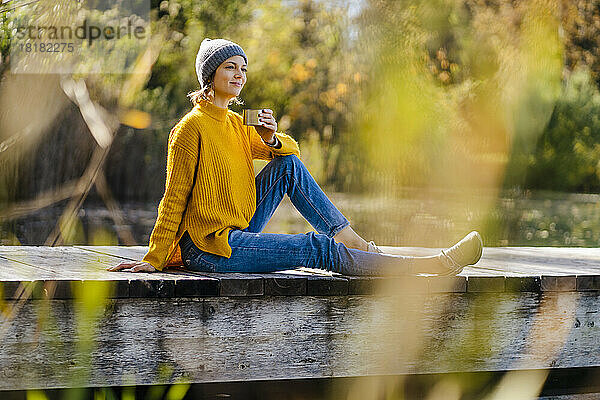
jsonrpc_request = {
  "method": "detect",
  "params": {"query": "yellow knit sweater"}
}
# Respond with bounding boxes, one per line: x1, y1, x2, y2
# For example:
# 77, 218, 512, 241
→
142, 99, 301, 271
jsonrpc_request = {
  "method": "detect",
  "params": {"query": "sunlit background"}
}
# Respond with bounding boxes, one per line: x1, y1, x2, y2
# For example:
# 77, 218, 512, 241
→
1, 0, 600, 399
4, 0, 600, 250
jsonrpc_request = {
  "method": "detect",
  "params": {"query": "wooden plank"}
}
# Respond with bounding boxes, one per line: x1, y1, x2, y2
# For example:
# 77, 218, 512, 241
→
346, 276, 430, 295
82, 245, 589, 278
168, 269, 304, 297
128, 279, 175, 298
199, 270, 308, 296
0, 254, 64, 279
0, 280, 40, 300
75, 245, 148, 261
306, 275, 348, 296
165, 270, 220, 297
79, 247, 305, 296
428, 276, 467, 293
346, 276, 384, 295
273, 268, 349, 296
187, 272, 264, 297
542, 276, 578, 292
576, 275, 600, 291
381, 246, 600, 276
0, 247, 221, 299
5, 245, 600, 279
0, 292, 599, 390
0, 246, 156, 281
506, 276, 542, 292
0, 254, 130, 299
3, 246, 600, 297
263, 273, 307, 296
476, 247, 600, 276
37, 280, 122, 300
467, 276, 506, 292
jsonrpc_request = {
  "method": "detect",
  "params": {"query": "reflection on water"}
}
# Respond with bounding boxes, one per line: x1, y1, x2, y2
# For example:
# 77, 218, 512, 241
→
265, 190, 600, 248
2, 190, 598, 248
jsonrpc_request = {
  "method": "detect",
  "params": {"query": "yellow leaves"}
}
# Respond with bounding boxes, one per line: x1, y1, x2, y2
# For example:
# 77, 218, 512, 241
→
319, 88, 338, 109
318, 84, 349, 109
267, 50, 280, 66
336, 82, 347, 96
289, 62, 311, 82
439, 71, 451, 83
119, 109, 152, 129
318, 91, 332, 107
288, 59, 318, 82
436, 48, 447, 61
573, 140, 585, 155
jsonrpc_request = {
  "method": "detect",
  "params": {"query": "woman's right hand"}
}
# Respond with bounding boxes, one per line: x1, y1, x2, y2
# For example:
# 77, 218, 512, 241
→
106, 260, 157, 273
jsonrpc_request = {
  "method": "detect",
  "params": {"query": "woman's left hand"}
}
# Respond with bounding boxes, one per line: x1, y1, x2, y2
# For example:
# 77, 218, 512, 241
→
255, 109, 278, 144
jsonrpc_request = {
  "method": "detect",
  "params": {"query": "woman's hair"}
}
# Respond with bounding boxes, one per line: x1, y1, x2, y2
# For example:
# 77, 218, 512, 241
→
188, 73, 244, 107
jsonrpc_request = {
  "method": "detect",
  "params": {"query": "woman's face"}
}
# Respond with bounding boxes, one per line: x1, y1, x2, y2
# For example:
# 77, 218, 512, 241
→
212, 55, 247, 100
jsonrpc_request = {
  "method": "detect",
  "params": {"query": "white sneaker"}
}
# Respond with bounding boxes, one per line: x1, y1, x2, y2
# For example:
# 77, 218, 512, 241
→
439, 231, 483, 276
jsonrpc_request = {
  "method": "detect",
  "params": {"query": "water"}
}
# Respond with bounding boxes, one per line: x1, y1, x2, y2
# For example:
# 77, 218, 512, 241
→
2, 190, 598, 248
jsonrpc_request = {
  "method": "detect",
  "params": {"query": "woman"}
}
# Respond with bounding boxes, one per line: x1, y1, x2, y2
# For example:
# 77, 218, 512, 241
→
107, 38, 483, 276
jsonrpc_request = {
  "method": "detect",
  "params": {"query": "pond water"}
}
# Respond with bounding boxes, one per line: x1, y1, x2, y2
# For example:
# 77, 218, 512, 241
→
2, 190, 598, 248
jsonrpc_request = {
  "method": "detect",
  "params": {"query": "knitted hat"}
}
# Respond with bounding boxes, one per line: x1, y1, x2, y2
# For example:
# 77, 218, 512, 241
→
195, 38, 248, 89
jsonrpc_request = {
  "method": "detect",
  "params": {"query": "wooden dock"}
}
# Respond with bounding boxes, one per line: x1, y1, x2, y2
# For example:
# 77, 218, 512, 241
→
1, 245, 600, 392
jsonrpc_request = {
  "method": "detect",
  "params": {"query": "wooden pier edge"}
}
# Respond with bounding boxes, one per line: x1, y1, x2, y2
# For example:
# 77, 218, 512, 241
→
0, 245, 600, 390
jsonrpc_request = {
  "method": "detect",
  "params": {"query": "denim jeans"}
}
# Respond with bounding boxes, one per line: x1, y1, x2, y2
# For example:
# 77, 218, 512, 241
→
179, 154, 425, 276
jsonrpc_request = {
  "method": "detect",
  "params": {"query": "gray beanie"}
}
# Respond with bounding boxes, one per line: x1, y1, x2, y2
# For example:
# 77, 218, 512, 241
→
195, 38, 248, 89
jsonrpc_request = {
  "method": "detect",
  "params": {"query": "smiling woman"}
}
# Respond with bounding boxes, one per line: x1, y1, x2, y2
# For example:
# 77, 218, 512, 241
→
188, 41, 247, 109
106, 37, 483, 276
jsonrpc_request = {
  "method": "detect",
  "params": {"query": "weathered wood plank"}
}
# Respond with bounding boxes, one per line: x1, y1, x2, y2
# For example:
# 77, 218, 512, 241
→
382, 246, 600, 276
2, 246, 600, 298
0, 255, 63, 279
165, 270, 220, 297
0, 292, 599, 390
4, 245, 600, 278
75, 245, 148, 261
506, 276, 542, 292
264, 269, 348, 296
467, 276, 506, 292
428, 276, 467, 293
306, 275, 348, 296
263, 273, 307, 296
0, 248, 222, 299
0, 246, 159, 280
542, 276, 578, 292
190, 272, 264, 296
577, 276, 600, 291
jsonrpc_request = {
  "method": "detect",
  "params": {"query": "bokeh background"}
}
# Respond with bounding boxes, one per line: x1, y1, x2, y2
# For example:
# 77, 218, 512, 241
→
2, 2, 600, 400
2, 0, 600, 249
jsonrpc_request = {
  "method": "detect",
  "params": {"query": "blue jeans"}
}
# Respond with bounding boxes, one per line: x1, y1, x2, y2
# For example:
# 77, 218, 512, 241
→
179, 155, 427, 276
